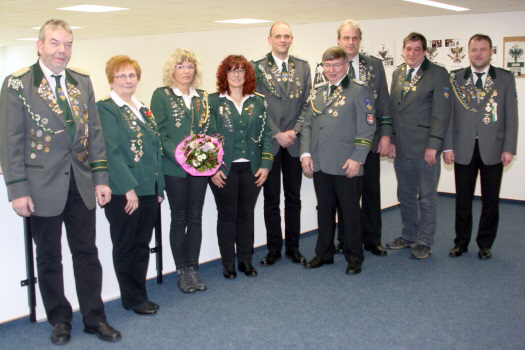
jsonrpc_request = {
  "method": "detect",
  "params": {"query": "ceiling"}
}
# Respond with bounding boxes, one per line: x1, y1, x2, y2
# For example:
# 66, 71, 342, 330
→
1, 0, 524, 47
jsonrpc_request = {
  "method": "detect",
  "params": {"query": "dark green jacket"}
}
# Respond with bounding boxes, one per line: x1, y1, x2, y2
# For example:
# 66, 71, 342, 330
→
150, 87, 215, 178
209, 92, 273, 175
97, 97, 164, 197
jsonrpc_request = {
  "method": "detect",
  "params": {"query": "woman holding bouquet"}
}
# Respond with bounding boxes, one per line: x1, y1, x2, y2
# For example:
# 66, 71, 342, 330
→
151, 49, 213, 293
209, 55, 273, 279
98, 55, 164, 315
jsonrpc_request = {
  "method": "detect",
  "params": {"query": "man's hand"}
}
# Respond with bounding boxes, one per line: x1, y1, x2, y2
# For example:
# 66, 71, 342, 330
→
274, 131, 294, 148
255, 168, 270, 187
378, 136, 391, 157
443, 151, 455, 165
12, 196, 35, 217
424, 148, 438, 166
502, 152, 514, 166
95, 185, 112, 207
342, 159, 361, 178
388, 144, 396, 159
301, 156, 314, 176
125, 189, 139, 215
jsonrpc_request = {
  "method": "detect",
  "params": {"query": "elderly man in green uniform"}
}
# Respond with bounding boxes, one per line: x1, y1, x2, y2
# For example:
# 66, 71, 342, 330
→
301, 46, 376, 275
253, 22, 312, 267
444, 34, 518, 260
314, 19, 392, 257
0, 19, 121, 344
386, 32, 451, 259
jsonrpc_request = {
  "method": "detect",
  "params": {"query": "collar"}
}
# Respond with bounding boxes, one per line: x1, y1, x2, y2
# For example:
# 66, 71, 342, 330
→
219, 93, 254, 101
330, 74, 350, 89
471, 65, 489, 76
172, 86, 200, 98
272, 53, 289, 70
349, 55, 359, 65
110, 90, 144, 110
464, 65, 497, 80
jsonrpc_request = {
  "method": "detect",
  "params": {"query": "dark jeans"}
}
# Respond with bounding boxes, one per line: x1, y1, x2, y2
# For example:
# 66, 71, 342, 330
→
210, 162, 262, 266
165, 175, 208, 269
313, 171, 364, 264
31, 171, 106, 326
104, 193, 158, 308
263, 147, 302, 253
454, 142, 503, 249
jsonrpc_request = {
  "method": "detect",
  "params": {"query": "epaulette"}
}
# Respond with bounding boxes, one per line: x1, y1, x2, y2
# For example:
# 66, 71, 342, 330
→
313, 81, 328, 89
68, 67, 90, 76
369, 54, 383, 61
499, 67, 513, 75
292, 54, 308, 62
352, 79, 366, 86
397, 62, 405, 68
451, 68, 462, 73
100, 95, 110, 101
253, 55, 266, 63
254, 91, 265, 97
434, 61, 446, 68
12, 67, 30, 78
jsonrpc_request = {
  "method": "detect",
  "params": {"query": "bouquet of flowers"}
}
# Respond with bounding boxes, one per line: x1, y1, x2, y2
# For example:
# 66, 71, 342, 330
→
175, 134, 224, 176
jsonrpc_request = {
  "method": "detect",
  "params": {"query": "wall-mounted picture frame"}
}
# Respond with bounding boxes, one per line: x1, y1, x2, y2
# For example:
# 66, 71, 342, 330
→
504, 36, 525, 78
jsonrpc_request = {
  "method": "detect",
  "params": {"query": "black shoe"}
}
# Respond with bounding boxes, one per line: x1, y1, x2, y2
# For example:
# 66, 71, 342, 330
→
147, 300, 159, 310
336, 242, 344, 254
50, 322, 71, 345
304, 256, 334, 269
345, 261, 362, 275
364, 243, 388, 256
124, 301, 157, 315
479, 248, 492, 260
260, 251, 282, 266
83, 321, 122, 342
223, 265, 237, 279
449, 245, 468, 257
285, 249, 306, 264
238, 262, 258, 277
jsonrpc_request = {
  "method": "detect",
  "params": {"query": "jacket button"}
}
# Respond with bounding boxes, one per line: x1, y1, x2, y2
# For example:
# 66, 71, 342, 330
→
399, 113, 403, 116
65, 172, 69, 175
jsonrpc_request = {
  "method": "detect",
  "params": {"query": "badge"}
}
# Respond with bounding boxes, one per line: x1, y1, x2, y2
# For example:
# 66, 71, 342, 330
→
42, 118, 48, 125
31, 141, 36, 148
36, 130, 43, 137
412, 86, 417, 91
367, 113, 375, 125
369, 65, 373, 71
45, 147, 50, 153
333, 111, 338, 117
328, 109, 333, 114
483, 116, 491, 124
30, 153, 36, 159
296, 81, 301, 86
36, 144, 43, 150
444, 87, 450, 99
175, 121, 181, 128
30, 129, 35, 135
365, 98, 373, 111
45, 135, 52, 142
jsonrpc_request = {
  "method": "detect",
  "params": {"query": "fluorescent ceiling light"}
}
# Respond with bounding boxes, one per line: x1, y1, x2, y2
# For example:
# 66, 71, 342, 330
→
31, 26, 82, 30
16, 38, 38, 41
57, 5, 128, 13
403, 0, 469, 11
215, 18, 272, 24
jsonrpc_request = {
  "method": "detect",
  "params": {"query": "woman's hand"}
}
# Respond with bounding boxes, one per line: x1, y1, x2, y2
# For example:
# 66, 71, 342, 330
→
211, 170, 227, 188
158, 196, 164, 204
125, 189, 139, 215
255, 168, 270, 187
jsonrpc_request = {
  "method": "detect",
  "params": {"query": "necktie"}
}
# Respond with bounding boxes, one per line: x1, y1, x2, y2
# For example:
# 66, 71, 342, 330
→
401, 68, 415, 99
281, 62, 289, 88
329, 84, 337, 96
52, 75, 75, 142
349, 61, 356, 80
475, 72, 484, 89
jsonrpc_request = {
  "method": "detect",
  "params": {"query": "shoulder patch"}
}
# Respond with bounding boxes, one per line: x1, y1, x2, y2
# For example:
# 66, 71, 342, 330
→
12, 67, 30, 78
352, 79, 365, 86
434, 61, 446, 68
253, 55, 266, 63
292, 54, 308, 63
68, 67, 90, 76
313, 81, 328, 89
254, 91, 265, 97
100, 95, 111, 101
369, 54, 383, 61
396, 62, 405, 68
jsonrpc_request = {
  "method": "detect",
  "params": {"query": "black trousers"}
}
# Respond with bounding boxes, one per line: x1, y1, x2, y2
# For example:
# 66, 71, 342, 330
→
165, 175, 208, 269
337, 151, 382, 245
263, 147, 302, 253
30, 172, 106, 326
210, 162, 262, 266
104, 193, 158, 308
313, 171, 364, 264
454, 142, 503, 249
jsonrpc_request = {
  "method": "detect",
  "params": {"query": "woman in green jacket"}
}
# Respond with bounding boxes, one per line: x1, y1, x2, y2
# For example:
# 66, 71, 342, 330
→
209, 55, 273, 279
97, 55, 164, 315
151, 49, 213, 293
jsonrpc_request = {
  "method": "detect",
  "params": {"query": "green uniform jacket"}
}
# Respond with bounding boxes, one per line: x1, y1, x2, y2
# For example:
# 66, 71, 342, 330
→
209, 92, 273, 175
150, 87, 215, 178
97, 97, 164, 197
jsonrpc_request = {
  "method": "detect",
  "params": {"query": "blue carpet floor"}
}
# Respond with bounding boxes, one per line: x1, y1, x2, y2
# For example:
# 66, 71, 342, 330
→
1, 196, 524, 349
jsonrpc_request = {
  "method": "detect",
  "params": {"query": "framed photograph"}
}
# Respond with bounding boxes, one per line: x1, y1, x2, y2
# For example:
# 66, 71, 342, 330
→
503, 36, 525, 78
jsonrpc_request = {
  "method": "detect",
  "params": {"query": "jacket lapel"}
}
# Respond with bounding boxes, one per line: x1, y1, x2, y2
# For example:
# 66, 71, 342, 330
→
33, 62, 67, 128
400, 58, 428, 107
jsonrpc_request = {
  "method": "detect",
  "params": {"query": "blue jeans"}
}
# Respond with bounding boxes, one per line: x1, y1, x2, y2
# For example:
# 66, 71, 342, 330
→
394, 156, 441, 247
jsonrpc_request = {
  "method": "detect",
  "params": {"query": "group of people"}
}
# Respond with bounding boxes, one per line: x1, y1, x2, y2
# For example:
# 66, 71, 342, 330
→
0, 17, 517, 345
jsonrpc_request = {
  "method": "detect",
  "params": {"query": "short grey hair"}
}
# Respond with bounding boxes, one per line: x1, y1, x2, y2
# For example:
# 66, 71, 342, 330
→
162, 48, 202, 88
322, 46, 348, 62
337, 19, 362, 40
38, 19, 72, 42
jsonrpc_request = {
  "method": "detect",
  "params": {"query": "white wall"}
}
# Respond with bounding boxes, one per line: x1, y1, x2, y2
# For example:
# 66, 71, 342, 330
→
1, 11, 524, 324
